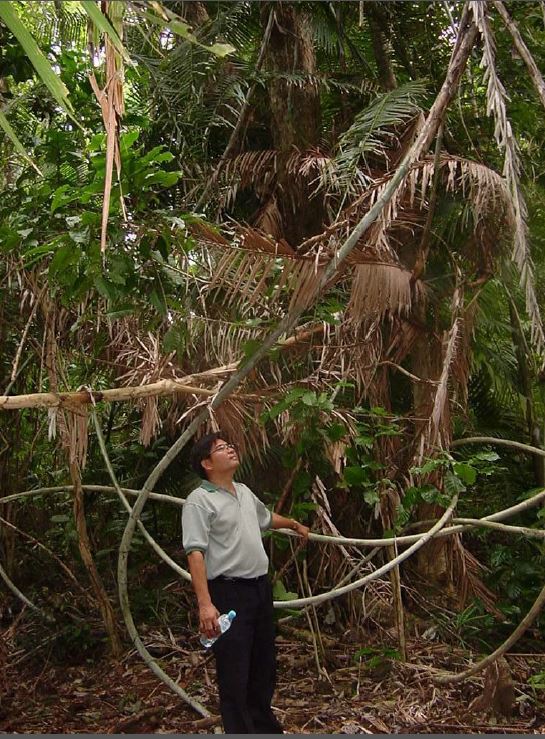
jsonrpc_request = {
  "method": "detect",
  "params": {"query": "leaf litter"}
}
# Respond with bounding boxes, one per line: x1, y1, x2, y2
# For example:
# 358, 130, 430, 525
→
1, 616, 544, 734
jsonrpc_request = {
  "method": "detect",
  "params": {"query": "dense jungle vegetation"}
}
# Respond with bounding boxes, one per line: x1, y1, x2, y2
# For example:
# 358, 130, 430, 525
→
2, 0, 545, 732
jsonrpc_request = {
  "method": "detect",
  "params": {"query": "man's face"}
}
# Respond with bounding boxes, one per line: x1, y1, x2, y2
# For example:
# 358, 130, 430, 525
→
202, 438, 239, 477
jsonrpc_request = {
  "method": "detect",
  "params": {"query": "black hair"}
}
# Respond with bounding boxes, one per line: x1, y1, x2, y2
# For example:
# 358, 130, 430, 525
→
189, 431, 224, 479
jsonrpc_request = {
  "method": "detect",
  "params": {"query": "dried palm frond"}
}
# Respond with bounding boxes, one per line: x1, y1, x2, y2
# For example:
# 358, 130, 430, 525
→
287, 259, 325, 312
65, 405, 89, 469
237, 224, 295, 255
89, 0, 126, 252
304, 154, 515, 267
219, 147, 331, 213
348, 262, 425, 322
253, 197, 284, 240
139, 395, 161, 447
415, 282, 465, 458
471, 1, 545, 358
187, 218, 231, 247
451, 536, 500, 615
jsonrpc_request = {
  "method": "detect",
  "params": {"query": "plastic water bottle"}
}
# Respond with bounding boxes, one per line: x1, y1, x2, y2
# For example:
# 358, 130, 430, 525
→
199, 610, 236, 648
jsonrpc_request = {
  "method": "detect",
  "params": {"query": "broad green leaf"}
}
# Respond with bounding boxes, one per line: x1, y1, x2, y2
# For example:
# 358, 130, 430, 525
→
49, 243, 78, 276
51, 184, 75, 213
473, 451, 500, 462
301, 392, 317, 406
444, 472, 466, 496
272, 579, 298, 601
141, 7, 235, 57
326, 422, 346, 442
208, 43, 236, 57
0, 2, 73, 114
94, 275, 117, 301
343, 465, 367, 486
0, 109, 42, 174
79, 0, 131, 63
363, 488, 380, 505
453, 462, 477, 485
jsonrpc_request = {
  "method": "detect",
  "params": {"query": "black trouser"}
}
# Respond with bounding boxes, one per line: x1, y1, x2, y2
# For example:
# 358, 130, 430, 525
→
207, 574, 284, 734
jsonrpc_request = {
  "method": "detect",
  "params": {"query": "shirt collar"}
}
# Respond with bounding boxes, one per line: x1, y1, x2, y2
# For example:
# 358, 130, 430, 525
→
201, 479, 219, 492
201, 479, 237, 493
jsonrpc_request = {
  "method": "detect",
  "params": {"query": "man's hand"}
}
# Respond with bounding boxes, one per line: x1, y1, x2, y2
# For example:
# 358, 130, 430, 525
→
199, 602, 220, 639
292, 520, 310, 540
271, 512, 310, 541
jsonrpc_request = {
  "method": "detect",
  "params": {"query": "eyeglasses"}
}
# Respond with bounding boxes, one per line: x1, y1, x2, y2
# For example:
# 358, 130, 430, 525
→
209, 443, 238, 455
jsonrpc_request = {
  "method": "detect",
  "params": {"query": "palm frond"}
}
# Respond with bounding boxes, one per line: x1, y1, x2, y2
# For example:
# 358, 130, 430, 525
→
317, 81, 427, 197
471, 1, 545, 359
348, 262, 425, 323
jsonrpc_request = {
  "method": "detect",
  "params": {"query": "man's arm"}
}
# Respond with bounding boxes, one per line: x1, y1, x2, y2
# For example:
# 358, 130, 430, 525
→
270, 513, 309, 540
187, 551, 220, 639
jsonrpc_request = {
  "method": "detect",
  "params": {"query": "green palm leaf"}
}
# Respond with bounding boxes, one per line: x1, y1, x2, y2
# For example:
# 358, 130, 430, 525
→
0, 1, 73, 114
79, 0, 130, 63
0, 108, 41, 174
320, 81, 427, 196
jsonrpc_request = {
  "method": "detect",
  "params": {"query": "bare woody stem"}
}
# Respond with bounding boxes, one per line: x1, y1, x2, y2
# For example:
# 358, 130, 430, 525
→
493, 1, 545, 110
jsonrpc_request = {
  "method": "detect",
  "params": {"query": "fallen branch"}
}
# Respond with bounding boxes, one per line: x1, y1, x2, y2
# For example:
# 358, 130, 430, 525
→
0, 380, 216, 411
0, 324, 328, 411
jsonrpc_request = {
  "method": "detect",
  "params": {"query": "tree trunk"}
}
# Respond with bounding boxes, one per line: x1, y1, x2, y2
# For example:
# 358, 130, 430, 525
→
411, 323, 453, 586
261, 2, 325, 246
365, 3, 397, 90
70, 458, 123, 657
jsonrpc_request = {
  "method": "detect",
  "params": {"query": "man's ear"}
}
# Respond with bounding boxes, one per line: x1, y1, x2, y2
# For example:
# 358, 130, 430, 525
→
201, 457, 213, 475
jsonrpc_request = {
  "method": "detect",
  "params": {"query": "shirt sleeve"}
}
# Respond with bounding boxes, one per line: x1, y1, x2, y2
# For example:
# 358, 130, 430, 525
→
251, 491, 272, 531
182, 501, 212, 554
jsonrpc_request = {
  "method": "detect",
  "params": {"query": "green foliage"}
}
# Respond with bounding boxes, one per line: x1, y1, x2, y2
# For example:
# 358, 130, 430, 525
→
353, 645, 401, 670
260, 387, 349, 521
322, 81, 427, 195
340, 407, 400, 507
528, 671, 545, 693
272, 579, 298, 602
3, 0, 545, 659
0, 1, 73, 114
436, 600, 496, 650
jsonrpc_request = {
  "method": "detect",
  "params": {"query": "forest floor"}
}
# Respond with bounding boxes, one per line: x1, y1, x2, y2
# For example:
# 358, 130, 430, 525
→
2, 618, 545, 734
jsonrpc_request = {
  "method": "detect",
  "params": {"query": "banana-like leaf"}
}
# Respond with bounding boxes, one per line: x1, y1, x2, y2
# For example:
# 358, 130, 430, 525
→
0, 1, 73, 114
79, 0, 131, 63
0, 109, 42, 175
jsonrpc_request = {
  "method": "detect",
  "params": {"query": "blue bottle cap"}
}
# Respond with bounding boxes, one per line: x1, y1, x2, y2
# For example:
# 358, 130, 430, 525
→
227, 610, 236, 620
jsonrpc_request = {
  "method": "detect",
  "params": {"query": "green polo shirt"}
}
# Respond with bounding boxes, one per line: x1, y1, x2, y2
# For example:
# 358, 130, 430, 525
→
182, 480, 272, 580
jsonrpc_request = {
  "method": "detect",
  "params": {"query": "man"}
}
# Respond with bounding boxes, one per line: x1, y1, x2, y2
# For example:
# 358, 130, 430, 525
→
182, 432, 309, 734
